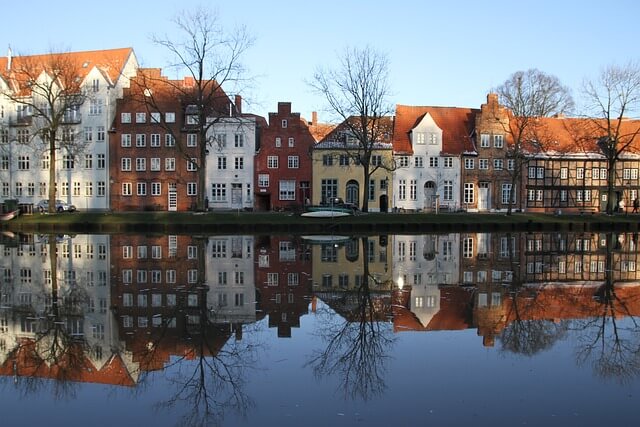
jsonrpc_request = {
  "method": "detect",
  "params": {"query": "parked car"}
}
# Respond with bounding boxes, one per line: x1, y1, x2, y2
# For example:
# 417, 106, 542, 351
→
36, 199, 76, 213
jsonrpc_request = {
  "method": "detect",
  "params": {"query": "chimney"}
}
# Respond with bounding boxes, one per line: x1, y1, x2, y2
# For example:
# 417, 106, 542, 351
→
235, 95, 242, 115
7, 45, 12, 71
312, 111, 318, 126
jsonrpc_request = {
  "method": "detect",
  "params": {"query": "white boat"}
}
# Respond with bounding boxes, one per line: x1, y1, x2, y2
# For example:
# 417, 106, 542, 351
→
301, 235, 350, 244
301, 210, 351, 218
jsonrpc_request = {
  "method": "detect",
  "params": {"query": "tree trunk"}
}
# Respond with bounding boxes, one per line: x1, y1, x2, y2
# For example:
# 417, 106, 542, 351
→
606, 159, 616, 214
48, 129, 57, 213
361, 164, 370, 213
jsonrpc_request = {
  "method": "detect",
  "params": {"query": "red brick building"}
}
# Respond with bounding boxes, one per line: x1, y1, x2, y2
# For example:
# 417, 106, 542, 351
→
110, 69, 231, 211
254, 102, 316, 211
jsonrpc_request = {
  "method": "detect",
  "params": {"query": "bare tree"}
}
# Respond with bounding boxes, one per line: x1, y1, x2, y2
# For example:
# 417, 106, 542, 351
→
139, 6, 254, 210
582, 62, 640, 214
311, 46, 394, 212
494, 69, 574, 215
1, 52, 87, 213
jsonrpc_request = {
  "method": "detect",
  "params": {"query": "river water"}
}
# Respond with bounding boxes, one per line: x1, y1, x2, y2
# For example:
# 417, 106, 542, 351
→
0, 231, 638, 426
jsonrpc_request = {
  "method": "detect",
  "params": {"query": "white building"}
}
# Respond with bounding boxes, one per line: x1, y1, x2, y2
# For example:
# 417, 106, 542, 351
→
392, 105, 477, 211
0, 48, 138, 211
205, 235, 256, 324
206, 116, 258, 210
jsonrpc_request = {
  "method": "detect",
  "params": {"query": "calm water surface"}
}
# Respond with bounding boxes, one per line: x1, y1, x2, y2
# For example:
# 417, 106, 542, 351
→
0, 231, 639, 426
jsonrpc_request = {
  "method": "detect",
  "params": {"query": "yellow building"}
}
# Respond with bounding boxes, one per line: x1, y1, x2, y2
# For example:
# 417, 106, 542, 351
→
311, 128, 394, 212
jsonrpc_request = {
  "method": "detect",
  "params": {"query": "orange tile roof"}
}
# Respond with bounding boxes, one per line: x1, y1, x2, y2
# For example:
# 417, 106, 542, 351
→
393, 105, 478, 155
0, 48, 135, 90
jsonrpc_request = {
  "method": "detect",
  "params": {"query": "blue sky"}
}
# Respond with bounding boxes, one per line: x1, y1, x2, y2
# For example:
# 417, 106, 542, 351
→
2, 0, 639, 121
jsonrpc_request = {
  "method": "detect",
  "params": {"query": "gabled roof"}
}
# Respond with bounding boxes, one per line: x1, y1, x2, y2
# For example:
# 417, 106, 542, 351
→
0, 48, 135, 93
393, 105, 477, 155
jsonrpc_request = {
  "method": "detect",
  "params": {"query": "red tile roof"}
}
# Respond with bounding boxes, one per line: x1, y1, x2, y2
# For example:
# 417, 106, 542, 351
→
393, 105, 478, 155
0, 48, 135, 91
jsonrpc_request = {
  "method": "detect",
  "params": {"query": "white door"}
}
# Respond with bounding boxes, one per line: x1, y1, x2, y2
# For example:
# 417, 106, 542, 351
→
168, 183, 177, 211
478, 183, 490, 211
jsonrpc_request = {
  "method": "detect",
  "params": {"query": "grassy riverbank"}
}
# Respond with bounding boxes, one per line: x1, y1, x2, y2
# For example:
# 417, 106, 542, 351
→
2, 210, 639, 235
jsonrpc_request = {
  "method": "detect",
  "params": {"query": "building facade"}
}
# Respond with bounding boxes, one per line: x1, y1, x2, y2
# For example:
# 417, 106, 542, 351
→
254, 102, 315, 211
0, 48, 138, 211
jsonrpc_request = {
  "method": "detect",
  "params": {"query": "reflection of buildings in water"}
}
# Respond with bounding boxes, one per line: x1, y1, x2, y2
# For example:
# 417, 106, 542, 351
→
459, 232, 520, 286
393, 234, 460, 288
0, 234, 134, 385
255, 236, 312, 337
311, 236, 392, 293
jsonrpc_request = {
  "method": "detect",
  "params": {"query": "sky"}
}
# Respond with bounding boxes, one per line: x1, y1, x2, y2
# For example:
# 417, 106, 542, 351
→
1, 0, 639, 122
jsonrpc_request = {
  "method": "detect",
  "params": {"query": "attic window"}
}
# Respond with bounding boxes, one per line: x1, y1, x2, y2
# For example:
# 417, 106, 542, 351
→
82, 62, 89, 68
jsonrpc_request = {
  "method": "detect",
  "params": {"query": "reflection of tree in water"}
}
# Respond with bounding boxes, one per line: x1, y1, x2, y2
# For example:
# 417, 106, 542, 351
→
572, 233, 640, 384
498, 232, 568, 356
307, 236, 394, 401
129, 262, 262, 427
2, 237, 90, 399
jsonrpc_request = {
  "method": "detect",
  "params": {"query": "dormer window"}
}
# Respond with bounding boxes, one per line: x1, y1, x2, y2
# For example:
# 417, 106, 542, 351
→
92, 79, 99, 92
415, 133, 425, 144
429, 133, 437, 145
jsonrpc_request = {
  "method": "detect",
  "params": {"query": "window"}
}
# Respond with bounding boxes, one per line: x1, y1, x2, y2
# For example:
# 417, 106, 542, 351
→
288, 156, 299, 168
187, 134, 197, 147
84, 127, 93, 142
480, 134, 490, 148
371, 155, 382, 166
234, 157, 244, 170
136, 134, 146, 147
85, 182, 93, 196
165, 134, 175, 146
17, 129, 29, 143
443, 180, 453, 201
187, 159, 198, 171
502, 183, 513, 205
97, 154, 105, 169
281, 119, 288, 128
165, 112, 175, 123
464, 183, 474, 204
398, 156, 409, 167
398, 179, 406, 200
279, 180, 296, 200
150, 158, 160, 171
444, 157, 453, 168
97, 181, 105, 196
84, 154, 93, 169
258, 174, 269, 187
218, 157, 227, 169
152, 246, 162, 259
165, 158, 175, 171
89, 99, 103, 115
339, 154, 349, 166
135, 112, 146, 123
494, 135, 504, 148
507, 159, 515, 170
577, 167, 584, 179
414, 156, 424, 168
479, 158, 489, 170
135, 158, 146, 171
322, 155, 333, 166
122, 183, 132, 196
234, 133, 244, 147
121, 134, 131, 147
17, 156, 30, 170
275, 137, 281, 147
463, 238, 474, 258
429, 157, 439, 168
151, 134, 160, 147
320, 179, 338, 202
121, 112, 131, 123
151, 112, 161, 123
429, 133, 437, 145
121, 158, 131, 171
211, 183, 227, 201
464, 158, 474, 169
187, 182, 197, 196
494, 159, 503, 170
288, 137, 295, 147
63, 155, 74, 169
536, 167, 544, 179
560, 167, 568, 179
151, 182, 161, 196
268, 155, 279, 168
592, 168, 600, 180
137, 182, 147, 196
